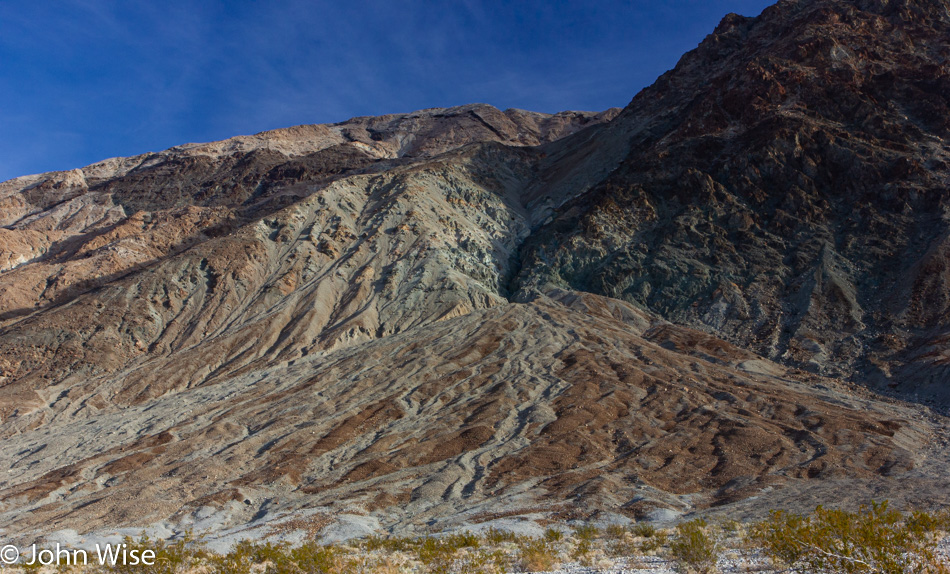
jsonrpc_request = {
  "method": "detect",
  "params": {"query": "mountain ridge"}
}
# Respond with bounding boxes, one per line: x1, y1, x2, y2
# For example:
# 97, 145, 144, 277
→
513, 0, 950, 401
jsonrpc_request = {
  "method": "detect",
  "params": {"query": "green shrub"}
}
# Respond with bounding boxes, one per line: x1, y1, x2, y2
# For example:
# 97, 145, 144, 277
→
631, 523, 657, 539
247, 540, 293, 566
286, 541, 340, 574
516, 537, 559, 572
718, 519, 740, 537
669, 519, 717, 574
456, 548, 508, 574
542, 528, 563, 544
606, 536, 639, 558
482, 527, 520, 545
638, 528, 668, 554
604, 524, 627, 540
414, 537, 454, 574
105, 531, 206, 574
361, 535, 414, 553
443, 531, 480, 551
570, 537, 592, 565
572, 524, 599, 541
206, 538, 292, 573
752, 501, 950, 574
18, 559, 43, 573
207, 550, 253, 574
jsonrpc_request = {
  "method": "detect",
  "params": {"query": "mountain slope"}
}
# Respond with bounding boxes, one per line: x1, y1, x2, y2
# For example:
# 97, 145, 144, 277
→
514, 0, 950, 401
2, 290, 945, 539
0, 105, 619, 418
1, 0, 950, 546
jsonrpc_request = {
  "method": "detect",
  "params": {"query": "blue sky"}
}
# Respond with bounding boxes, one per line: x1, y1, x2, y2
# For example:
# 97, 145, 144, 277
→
0, 1, 774, 182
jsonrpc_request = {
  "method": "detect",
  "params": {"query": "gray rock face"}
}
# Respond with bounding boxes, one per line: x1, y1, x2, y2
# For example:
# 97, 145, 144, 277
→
1, 1, 950, 545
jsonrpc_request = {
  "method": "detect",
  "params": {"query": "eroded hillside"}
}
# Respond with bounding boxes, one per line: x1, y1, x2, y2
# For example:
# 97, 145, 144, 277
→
1, 0, 950, 546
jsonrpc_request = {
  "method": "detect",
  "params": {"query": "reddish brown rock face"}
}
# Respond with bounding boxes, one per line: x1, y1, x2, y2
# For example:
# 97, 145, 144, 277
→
1, 3, 950, 543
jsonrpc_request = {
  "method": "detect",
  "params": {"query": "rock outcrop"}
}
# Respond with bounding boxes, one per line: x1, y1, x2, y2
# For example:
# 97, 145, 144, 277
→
514, 0, 950, 401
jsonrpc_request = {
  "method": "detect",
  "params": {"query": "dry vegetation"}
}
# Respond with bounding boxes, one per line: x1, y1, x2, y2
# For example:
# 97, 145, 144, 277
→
5, 503, 949, 574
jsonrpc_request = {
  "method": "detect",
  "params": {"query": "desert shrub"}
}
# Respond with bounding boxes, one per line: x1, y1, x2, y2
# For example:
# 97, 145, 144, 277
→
482, 527, 520, 545
638, 528, 668, 554
604, 524, 627, 540
602, 523, 639, 557
572, 524, 599, 541
568, 523, 599, 565
605, 531, 639, 558
337, 553, 407, 574
248, 540, 293, 566
516, 538, 559, 572
357, 555, 405, 574
606, 535, 639, 558
754, 510, 808, 567
17, 559, 43, 573
207, 550, 254, 574
456, 548, 508, 574
361, 535, 414, 553
206, 539, 293, 573
104, 531, 206, 574
669, 519, 717, 574
715, 519, 746, 550
752, 501, 950, 574
442, 531, 480, 551
542, 528, 563, 543
360, 531, 482, 573
361, 534, 390, 552
631, 523, 657, 539
414, 537, 458, 574
718, 519, 740, 537
570, 537, 592, 565
940, 508, 950, 530
284, 541, 339, 574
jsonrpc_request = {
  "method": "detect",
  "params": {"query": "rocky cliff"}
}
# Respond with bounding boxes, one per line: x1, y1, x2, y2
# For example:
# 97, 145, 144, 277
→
514, 0, 950, 401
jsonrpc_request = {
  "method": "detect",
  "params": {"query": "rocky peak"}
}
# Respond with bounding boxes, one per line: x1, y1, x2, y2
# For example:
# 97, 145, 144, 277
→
514, 0, 950, 400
